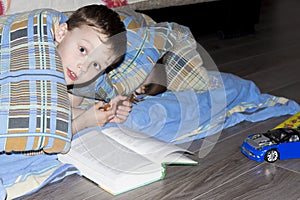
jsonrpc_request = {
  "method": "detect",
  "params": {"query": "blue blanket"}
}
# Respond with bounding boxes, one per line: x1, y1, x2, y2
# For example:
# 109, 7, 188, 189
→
105, 71, 300, 143
1, 72, 299, 199
0, 154, 78, 199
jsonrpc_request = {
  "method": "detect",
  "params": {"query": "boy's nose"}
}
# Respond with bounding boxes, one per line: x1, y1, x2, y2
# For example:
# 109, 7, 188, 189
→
77, 63, 88, 73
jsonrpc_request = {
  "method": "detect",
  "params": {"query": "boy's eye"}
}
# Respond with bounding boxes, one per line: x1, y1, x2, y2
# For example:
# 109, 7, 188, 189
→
92, 63, 100, 70
79, 47, 87, 55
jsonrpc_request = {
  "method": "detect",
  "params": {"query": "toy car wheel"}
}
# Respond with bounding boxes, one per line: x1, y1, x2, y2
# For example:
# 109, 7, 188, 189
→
265, 149, 279, 163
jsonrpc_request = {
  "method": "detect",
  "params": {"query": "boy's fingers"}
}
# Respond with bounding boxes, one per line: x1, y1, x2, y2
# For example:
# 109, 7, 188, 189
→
107, 113, 115, 121
116, 105, 131, 114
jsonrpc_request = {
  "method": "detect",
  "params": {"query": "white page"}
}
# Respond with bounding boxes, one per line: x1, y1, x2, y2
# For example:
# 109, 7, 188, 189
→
58, 130, 164, 194
102, 127, 197, 164
60, 130, 162, 174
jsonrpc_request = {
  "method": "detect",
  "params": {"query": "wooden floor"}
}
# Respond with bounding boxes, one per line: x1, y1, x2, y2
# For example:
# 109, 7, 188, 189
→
18, 0, 300, 199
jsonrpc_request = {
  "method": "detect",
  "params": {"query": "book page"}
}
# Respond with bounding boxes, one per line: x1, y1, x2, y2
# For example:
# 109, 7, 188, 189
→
102, 127, 197, 164
58, 130, 164, 194
60, 130, 160, 174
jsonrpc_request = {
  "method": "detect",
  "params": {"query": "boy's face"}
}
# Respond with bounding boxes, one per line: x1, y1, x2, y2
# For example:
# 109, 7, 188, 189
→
55, 23, 117, 85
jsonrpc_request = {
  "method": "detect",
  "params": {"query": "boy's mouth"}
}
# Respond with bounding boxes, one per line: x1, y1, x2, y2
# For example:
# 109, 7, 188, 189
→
67, 68, 78, 81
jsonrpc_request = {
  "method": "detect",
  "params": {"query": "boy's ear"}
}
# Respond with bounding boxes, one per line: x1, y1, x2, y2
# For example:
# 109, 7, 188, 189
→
55, 23, 68, 43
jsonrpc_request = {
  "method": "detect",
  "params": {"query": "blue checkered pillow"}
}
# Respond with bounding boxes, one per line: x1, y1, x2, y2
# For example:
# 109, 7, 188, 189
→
0, 9, 72, 154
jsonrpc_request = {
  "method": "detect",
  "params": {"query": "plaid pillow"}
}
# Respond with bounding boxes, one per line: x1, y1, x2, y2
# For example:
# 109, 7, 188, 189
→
0, 9, 72, 154
111, 11, 210, 94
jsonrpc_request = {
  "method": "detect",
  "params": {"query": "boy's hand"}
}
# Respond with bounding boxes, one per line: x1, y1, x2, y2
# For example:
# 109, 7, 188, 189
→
109, 95, 132, 123
72, 96, 132, 134
85, 101, 116, 127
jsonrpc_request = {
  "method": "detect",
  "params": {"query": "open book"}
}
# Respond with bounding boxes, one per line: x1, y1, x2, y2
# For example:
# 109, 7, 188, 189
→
57, 127, 198, 195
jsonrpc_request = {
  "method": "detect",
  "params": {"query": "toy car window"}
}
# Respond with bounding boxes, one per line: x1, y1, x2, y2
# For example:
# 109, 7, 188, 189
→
285, 129, 294, 133
264, 131, 281, 142
280, 133, 287, 139
289, 135, 300, 142
265, 129, 291, 143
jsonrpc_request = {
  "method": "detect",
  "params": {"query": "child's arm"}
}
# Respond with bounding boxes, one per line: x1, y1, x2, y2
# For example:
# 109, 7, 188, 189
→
70, 95, 132, 135
71, 101, 116, 134
68, 93, 84, 116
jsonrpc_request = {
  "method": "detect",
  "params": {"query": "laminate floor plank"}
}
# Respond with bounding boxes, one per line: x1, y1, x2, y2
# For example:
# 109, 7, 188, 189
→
270, 81, 300, 104
210, 43, 300, 77
207, 29, 300, 69
194, 162, 300, 200
17, 175, 110, 200
242, 58, 300, 93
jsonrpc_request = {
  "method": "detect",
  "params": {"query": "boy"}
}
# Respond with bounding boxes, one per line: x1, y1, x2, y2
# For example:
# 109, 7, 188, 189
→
61, 5, 210, 133
68, 7, 210, 104
54, 5, 132, 134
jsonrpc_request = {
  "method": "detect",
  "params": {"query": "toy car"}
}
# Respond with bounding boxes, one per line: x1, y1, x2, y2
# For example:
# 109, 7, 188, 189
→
241, 128, 300, 163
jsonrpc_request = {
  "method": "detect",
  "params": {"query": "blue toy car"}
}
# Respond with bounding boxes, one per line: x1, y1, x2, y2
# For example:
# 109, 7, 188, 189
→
241, 128, 300, 162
